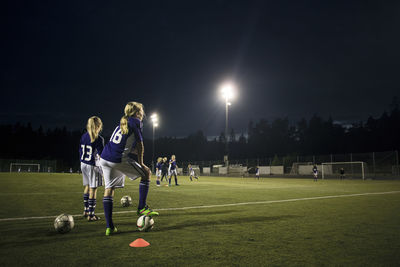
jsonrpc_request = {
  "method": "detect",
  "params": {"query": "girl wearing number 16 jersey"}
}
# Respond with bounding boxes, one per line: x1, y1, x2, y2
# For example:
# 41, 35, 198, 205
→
100, 101, 159, 236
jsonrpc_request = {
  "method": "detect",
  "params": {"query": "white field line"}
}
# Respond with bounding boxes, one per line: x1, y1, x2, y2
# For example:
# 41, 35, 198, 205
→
0, 192, 83, 195
0, 190, 399, 222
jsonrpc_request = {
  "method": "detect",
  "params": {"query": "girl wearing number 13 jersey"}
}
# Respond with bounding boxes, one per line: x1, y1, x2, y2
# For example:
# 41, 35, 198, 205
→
79, 116, 104, 222
100, 101, 159, 236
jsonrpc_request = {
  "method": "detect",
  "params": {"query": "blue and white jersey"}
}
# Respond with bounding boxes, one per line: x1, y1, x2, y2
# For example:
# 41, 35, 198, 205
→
101, 117, 143, 163
79, 132, 104, 166
169, 160, 177, 170
313, 166, 318, 174
156, 162, 162, 171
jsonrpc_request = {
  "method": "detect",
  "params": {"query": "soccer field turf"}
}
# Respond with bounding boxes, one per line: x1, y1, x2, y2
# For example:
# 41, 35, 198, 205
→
0, 173, 399, 266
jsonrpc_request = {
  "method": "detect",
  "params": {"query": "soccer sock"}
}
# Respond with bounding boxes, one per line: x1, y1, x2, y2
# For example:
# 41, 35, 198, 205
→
174, 175, 178, 185
103, 196, 114, 228
168, 178, 171, 184
83, 193, 89, 213
88, 198, 94, 218
156, 180, 160, 185
190, 176, 192, 181
138, 179, 150, 210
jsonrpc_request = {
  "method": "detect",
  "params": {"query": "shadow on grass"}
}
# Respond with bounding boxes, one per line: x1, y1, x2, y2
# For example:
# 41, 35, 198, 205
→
119, 214, 301, 235
1, 212, 301, 247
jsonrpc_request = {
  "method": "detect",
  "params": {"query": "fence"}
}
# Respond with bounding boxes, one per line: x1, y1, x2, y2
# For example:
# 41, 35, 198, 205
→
2, 150, 399, 178
178, 150, 400, 179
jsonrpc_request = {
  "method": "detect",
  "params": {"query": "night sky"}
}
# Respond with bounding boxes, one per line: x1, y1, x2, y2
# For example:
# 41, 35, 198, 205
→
1, 0, 399, 138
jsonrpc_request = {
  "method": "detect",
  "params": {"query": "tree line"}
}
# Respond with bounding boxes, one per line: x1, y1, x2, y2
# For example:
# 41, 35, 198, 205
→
0, 98, 399, 171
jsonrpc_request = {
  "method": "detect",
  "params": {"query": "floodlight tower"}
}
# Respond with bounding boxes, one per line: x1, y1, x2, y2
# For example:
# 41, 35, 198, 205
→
220, 82, 235, 170
150, 113, 158, 173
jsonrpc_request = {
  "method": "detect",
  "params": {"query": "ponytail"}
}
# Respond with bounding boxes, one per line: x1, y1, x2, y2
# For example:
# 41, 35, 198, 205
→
119, 101, 144, 135
120, 115, 129, 135
87, 116, 103, 143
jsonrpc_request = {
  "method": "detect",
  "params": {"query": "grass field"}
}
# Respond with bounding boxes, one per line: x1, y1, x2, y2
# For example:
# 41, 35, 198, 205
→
0, 173, 400, 266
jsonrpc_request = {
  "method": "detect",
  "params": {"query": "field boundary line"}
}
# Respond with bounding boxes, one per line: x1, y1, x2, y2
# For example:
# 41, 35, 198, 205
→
1, 190, 399, 222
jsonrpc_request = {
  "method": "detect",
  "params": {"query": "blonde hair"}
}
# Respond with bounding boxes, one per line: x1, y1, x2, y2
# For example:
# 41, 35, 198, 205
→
120, 102, 144, 134
157, 157, 162, 162
86, 116, 103, 143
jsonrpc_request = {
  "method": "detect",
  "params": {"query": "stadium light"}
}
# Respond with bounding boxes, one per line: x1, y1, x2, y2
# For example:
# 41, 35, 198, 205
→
150, 113, 158, 173
220, 82, 236, 170
221, 83, 235, 101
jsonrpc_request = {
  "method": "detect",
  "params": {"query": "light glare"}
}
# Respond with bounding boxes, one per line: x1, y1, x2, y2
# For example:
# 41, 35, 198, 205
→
221, 83, 235, 101
150, 113, 158, 123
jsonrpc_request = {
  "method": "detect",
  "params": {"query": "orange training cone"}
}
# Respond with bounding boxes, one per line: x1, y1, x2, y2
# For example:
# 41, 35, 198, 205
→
130, 238, 150, 247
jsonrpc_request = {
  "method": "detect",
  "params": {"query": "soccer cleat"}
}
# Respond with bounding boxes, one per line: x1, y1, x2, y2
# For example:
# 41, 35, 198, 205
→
88, 215, 100, 222
105, 227, 118, 236
175, 184, 180, 186
83, 211, 89, 218
137, 205, 159, 216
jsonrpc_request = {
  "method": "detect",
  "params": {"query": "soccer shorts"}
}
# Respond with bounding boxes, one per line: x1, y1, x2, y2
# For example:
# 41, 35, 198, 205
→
169, 169, 177, 176
99, 158, 146, 189
156, 170, 161, 178
190, 170, 195, 176
81, 162, 103, 188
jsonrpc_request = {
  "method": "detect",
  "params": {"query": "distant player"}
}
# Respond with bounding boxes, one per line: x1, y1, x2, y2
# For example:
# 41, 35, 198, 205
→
79, 116, 104, 221
340, 168, 345, 180
256, 166, 260, 180
160, 157, 168, 183
155, 157, 162, 186
188, 164, 199, 181
100, 101, 159, 236
168, 155, 179, 186
313, 165, 318, 181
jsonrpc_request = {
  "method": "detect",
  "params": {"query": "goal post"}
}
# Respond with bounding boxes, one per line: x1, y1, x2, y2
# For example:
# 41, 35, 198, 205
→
10, 163, 40, 173
321, 161, 367, 180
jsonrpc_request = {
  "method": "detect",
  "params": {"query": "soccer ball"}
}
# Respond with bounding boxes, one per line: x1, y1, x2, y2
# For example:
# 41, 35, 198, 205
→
121, 195, 132, 207
54, 214, 74, 234
136, 215, 154, 232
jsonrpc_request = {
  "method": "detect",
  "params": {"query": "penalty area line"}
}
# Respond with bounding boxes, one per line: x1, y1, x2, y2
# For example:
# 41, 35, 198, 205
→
0, 190, 399, 222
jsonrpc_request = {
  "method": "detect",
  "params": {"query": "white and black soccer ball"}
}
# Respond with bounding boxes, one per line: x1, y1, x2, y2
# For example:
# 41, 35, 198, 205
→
136, 215, 154, 232
121, 195, 132, 207
54, 214, 74, 234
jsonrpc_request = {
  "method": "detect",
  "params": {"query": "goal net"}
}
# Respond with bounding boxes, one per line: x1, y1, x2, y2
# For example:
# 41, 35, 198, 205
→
321, 162, 367, 180
10, 163, 40, 173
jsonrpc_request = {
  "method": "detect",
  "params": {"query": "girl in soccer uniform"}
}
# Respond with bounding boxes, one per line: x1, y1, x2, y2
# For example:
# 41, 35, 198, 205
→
79, 116, 104, 221
340, 168, 345, 180
100, 102, 159, 236
155, 157, 162, 186
168, 155, 179, 186
313, 165, 318, 182
161, 157, 168, 182
188, 164, 199, 181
